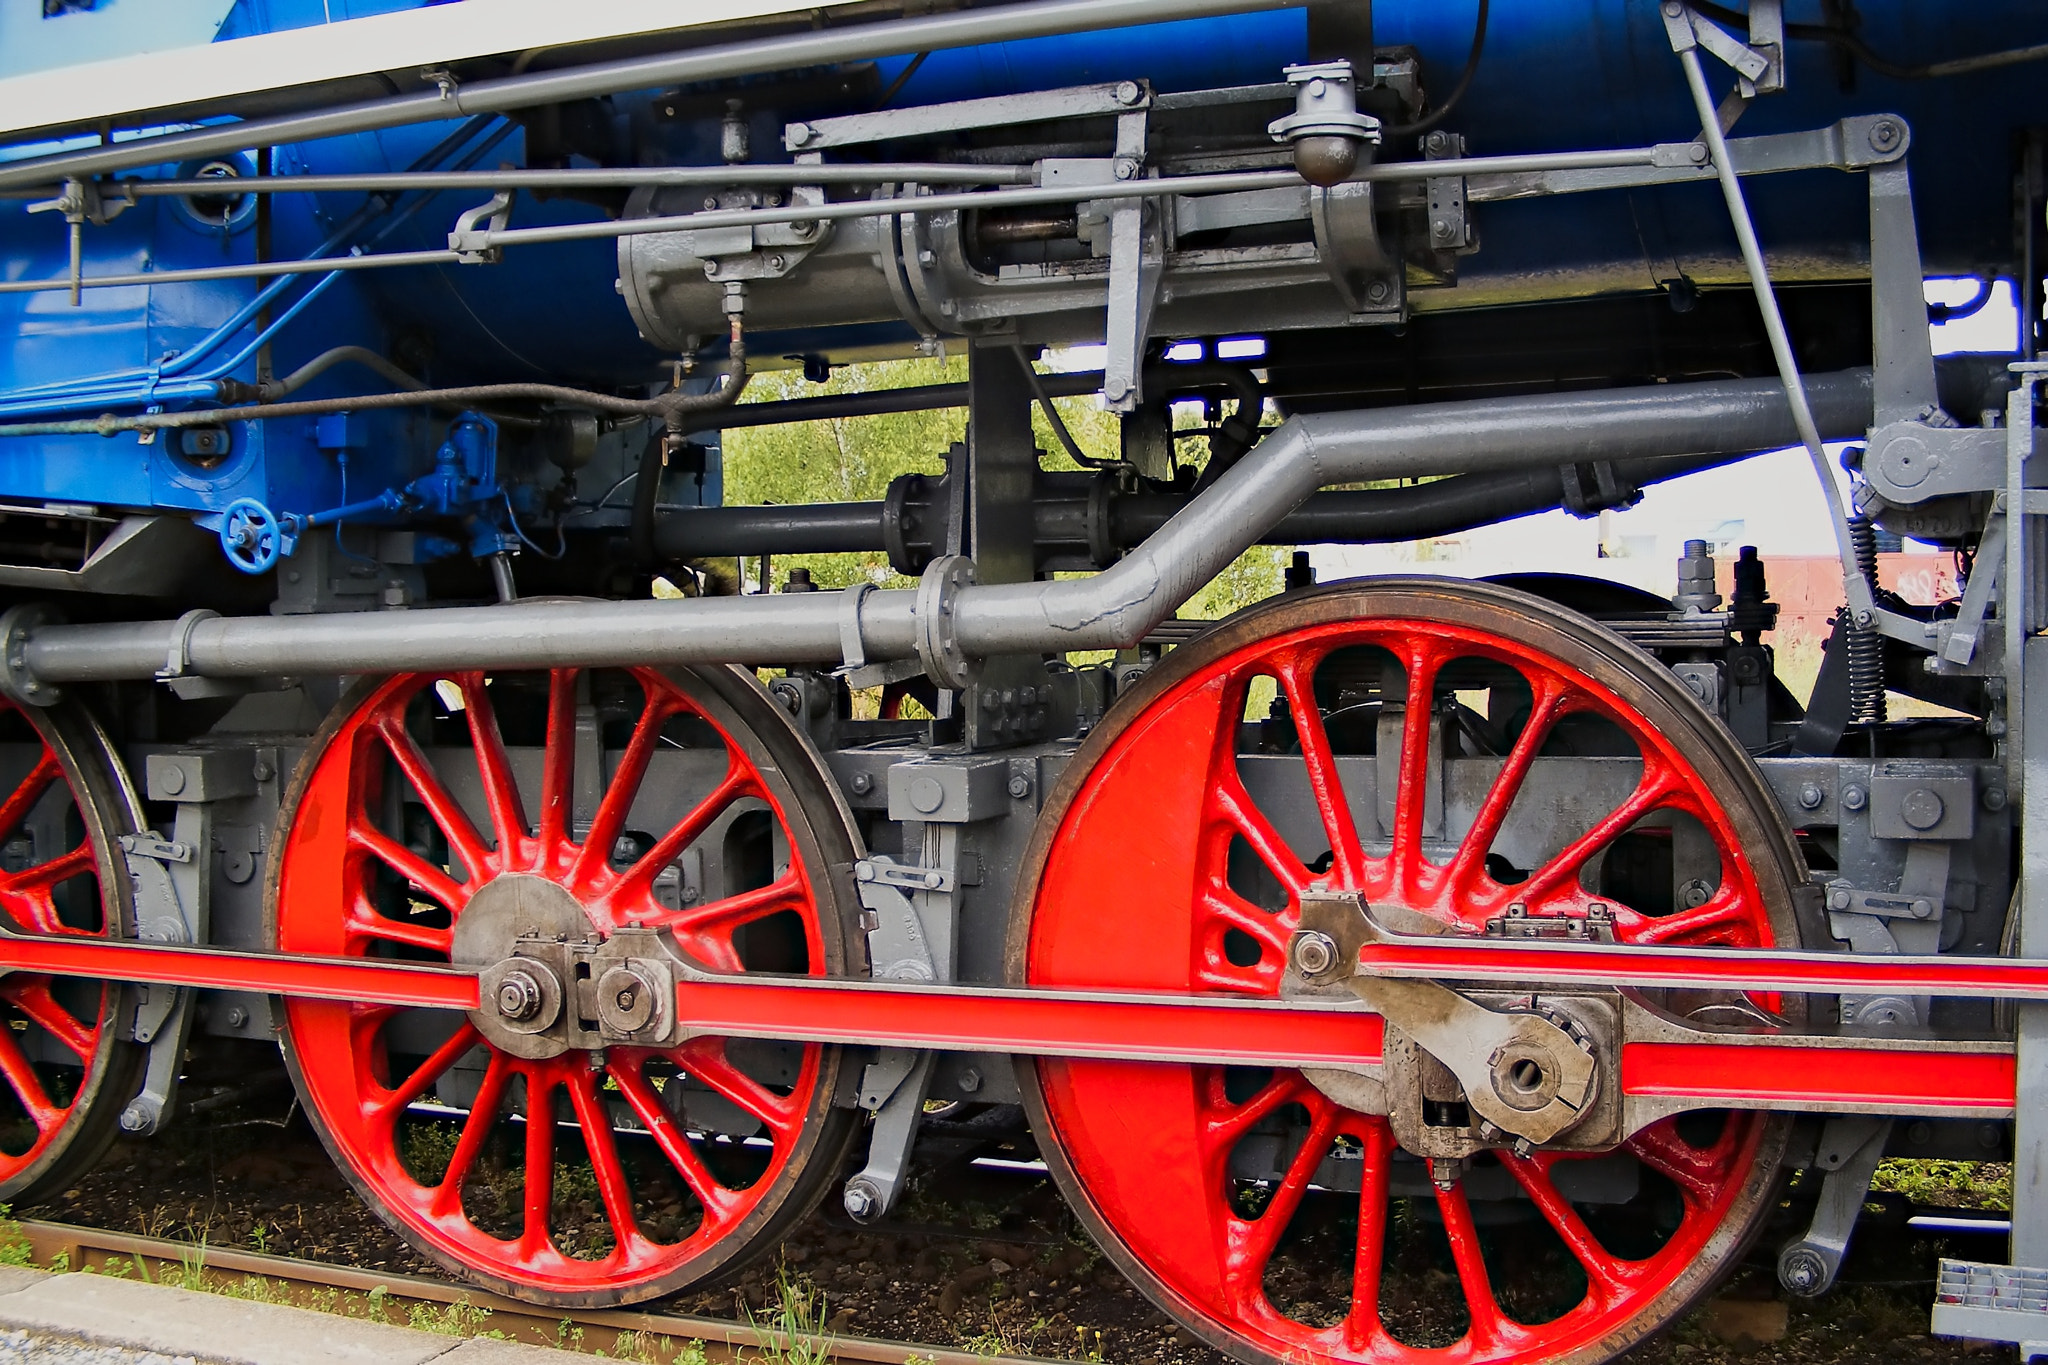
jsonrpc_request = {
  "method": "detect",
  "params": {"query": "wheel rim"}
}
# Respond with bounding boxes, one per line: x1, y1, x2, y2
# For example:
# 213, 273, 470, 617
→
0, 697, 139, 1200
1013, 578, 1804, 1365
272, 666, 859, 1306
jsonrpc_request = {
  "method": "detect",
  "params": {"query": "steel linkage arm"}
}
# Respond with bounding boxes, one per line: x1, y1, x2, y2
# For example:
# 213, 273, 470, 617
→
0, 916, 2029, 1127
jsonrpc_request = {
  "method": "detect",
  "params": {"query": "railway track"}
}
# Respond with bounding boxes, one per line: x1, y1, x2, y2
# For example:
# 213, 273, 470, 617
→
5, 1219, 1052, 1365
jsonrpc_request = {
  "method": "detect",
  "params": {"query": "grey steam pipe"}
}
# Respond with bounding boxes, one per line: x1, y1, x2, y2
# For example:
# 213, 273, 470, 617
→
8, 369, 1872, 693
0, 0, 1294, 193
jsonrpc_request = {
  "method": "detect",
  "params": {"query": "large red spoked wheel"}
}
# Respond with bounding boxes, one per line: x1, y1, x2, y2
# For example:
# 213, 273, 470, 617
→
0, 696, 142, 1201
270, 665, 861, 1306
1013, 578, 1807, 1365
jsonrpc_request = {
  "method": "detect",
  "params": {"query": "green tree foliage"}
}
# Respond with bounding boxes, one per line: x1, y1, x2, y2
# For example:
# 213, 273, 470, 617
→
720, 355, 1288, 621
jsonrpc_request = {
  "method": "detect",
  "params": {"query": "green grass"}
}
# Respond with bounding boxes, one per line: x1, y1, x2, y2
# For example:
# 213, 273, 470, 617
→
1868, 1159, 2012, 1212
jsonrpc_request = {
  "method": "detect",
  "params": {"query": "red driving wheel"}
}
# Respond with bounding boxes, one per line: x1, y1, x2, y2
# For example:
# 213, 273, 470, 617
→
0, 696, 141, 1201
1013, 579, 1805, 1365
271, 665, 860, 1306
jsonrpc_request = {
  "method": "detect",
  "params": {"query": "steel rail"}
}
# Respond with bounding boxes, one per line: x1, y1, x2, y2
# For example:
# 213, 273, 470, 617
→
0, 0, 1298, 193
9, 1220, 1048, 1365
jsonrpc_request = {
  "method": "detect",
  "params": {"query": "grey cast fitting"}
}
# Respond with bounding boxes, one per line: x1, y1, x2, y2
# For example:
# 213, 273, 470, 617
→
8, 367, 1874, 691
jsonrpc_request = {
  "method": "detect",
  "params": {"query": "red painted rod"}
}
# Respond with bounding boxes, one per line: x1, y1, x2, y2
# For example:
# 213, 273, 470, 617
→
1353, 935, 2048, 1000
0, 931, 2019, 1114
671, 975, 1389, 1068
0, 930, 480, 1011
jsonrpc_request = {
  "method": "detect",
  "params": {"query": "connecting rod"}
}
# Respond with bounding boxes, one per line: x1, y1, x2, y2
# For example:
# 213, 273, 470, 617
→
3, 369, 1871, 695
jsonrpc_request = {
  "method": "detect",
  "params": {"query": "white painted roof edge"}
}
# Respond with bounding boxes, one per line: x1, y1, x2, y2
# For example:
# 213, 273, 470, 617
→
0, 0, 863, 141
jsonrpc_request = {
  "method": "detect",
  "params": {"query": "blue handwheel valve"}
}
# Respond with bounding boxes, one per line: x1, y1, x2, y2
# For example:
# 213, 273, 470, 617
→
218, 498, 298, 574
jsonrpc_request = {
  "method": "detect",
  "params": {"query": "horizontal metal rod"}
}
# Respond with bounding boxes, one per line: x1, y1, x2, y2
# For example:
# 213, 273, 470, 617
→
0, 248, 460, 296
467, 147, 1670, 251
3, 163, 1034, 200
13, 369, 1873, 689
688, 368, 1103, 434
0, 145, 1686, 296
0, 0, 1297, 193
650, 449, 1744, 560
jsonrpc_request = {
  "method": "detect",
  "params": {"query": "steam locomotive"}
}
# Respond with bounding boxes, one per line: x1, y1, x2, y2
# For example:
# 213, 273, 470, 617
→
0, 1, 2044, 1359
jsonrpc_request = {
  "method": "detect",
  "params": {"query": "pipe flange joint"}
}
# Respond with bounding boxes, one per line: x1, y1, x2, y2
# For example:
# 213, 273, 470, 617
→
0, 604, 62, 708
914, 553, 979, 691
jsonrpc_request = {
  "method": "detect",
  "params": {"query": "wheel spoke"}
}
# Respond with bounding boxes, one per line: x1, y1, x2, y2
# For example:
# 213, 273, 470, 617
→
1438, 673, 1569, 898
1388, 640, 1451, 895
613, 764, 753, 905
1630, 885, 1754, 945
571, 694, 678, 891
1273, 651, 1364, 886
1341, 1120, 1394, 1351
350, 820, 468, 911
0, 843, 94, 924
1626, 1121, 1727, 1207
0, 752, 61, 847
1435, 1179, 1512, 1351
0, 1027, 61, 1133
2, 977, 95, 1060
345, 889, 453, 954
372, 717, 491, 882
456, 674, 531, 861
536, 669, 578, 856
370, 1023, 480, 1126
1223, 1104, 1337, 1308
655, 873, 802, 950
1210, 780, 1311, 899
520, 1067, 557, 1255
568, 1068, 648, 1259
429, 1055, 509, 1217
1515, 760, 1681, 906
1501, 1153, 1638, 1305
611, 1055, 742, 1222
672, 1035, 801, 1139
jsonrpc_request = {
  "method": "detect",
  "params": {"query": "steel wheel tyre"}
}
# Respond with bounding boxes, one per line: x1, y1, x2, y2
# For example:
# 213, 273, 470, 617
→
270, 666, 861, 1306
1011, 578, 1806, 1365
0, 696, 142, 1201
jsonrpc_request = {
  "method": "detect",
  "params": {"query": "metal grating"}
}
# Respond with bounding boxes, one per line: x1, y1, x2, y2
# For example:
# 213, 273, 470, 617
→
1931, 1259, 2048, 1347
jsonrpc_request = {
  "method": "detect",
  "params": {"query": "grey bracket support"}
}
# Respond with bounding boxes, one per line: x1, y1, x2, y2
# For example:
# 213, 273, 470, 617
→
1101, 107, 1160, 413
844, 839, 961, 1223
117, 752, 230, 1137
1778, 1115, 1893, 1296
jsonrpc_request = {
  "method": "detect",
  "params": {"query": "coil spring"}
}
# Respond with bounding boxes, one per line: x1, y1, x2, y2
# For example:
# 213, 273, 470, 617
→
1846, 516, 1887, 725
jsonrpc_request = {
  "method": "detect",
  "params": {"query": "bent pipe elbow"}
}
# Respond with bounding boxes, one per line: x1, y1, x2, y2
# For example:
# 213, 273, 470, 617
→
950, 367, 1873, 657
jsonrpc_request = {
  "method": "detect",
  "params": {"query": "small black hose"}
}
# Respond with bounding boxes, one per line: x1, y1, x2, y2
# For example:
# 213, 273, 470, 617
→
1382, 0, 1489, 139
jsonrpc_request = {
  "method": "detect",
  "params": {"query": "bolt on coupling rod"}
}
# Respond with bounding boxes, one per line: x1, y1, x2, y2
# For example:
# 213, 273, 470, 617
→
0, 369, 1872, 703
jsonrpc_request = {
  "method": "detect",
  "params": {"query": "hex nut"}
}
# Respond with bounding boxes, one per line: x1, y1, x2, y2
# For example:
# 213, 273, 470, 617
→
1842, 784, 1868, 812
